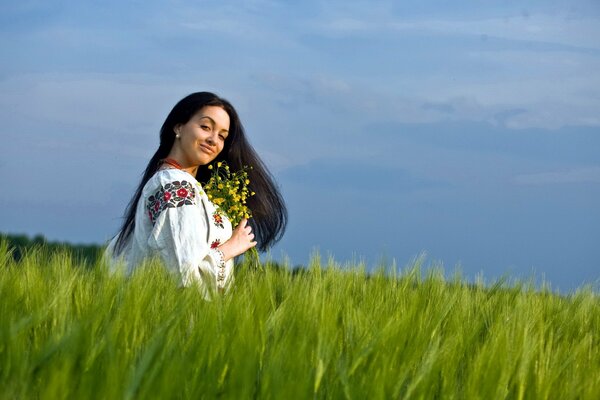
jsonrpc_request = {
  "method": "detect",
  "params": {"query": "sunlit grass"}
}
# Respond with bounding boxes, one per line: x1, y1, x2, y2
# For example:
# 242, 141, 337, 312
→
1, 241, 598, 399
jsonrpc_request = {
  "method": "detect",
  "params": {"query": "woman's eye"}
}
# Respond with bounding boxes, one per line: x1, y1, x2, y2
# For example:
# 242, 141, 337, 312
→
219, 135, 226, 140
201, 125, 211, 131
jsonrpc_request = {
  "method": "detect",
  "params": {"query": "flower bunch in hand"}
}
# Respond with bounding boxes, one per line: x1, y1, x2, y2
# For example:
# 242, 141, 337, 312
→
204, 161, 255, 226
204, 161, 260, 268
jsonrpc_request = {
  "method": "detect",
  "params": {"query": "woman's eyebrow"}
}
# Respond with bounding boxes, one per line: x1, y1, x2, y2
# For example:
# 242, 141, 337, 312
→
199, 116, 229, 133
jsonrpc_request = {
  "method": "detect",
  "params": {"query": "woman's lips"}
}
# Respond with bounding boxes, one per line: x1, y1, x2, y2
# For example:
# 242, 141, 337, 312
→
200, 144, 214, 155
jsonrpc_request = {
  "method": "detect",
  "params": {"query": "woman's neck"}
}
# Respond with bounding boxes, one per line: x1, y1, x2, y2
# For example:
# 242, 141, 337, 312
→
164, 151, 198, 176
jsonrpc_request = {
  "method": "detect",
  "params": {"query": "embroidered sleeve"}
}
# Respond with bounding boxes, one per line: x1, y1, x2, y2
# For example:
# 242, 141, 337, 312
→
147, 180, 196, 224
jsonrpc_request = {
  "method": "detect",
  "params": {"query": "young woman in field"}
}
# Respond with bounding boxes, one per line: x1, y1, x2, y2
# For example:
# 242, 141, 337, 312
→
105, 92, 287, 298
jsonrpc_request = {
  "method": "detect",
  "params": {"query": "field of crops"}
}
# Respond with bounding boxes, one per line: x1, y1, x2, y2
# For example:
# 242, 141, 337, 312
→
1, 241, 598, 399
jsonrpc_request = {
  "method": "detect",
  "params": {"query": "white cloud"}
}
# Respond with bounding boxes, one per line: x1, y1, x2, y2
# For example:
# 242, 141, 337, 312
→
304, 10, 600, 129
311, 11, 600, 50
254, 71, 600, 132
514, 166, 600, 185
389, 15, 600, 50
0, 73, 181, 130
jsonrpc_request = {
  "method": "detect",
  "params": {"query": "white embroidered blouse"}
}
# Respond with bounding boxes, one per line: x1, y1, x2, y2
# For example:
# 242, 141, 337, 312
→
104, 168, 234, 298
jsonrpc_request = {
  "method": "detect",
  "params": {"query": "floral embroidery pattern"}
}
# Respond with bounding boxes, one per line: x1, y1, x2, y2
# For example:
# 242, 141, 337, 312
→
147, 180, 196, 224
212, 210, 224, 229
210, 239, 221, 249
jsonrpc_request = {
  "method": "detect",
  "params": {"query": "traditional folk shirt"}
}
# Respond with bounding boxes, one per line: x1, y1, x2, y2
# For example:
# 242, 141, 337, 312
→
104, 168, 234, 299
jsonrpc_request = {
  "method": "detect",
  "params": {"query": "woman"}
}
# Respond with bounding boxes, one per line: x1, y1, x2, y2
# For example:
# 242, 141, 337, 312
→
105, 92, 287, 298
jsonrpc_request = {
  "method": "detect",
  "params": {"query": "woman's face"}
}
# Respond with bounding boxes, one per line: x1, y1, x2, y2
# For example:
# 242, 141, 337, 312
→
174, 105, 230, 166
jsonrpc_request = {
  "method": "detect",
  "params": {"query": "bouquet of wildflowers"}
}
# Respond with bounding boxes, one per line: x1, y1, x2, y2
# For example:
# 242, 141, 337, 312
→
204, 161, 260, 267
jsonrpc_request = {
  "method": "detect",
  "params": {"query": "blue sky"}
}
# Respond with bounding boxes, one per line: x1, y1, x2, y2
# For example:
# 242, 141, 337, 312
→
1, 1, 599, 292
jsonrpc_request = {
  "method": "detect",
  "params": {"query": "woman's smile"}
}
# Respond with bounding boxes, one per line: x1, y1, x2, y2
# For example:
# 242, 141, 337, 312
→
199, 143, 214, 155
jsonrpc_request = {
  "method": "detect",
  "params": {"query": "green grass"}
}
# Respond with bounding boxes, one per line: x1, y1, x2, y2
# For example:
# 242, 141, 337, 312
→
1, 241, 598, 399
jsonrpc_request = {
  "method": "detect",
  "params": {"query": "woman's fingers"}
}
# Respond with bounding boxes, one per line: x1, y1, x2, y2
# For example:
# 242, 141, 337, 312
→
242, 222, 255, 249
237, 219, 254, 237
232, 219, 255, 247
219, 219, 258, 259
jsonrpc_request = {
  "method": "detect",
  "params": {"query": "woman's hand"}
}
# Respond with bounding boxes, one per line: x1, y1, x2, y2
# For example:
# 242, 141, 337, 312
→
218, 219, 257, 262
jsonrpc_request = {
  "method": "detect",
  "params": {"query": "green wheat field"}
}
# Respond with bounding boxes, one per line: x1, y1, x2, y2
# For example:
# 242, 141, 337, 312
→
1, 240, 598, 399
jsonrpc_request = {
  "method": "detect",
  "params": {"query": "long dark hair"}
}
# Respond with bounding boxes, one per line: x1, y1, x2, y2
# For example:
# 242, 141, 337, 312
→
113, 92, 287, 254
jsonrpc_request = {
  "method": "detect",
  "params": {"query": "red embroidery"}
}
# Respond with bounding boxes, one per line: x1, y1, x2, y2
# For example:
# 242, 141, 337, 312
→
147, 180, 196, 224
210, 239, 221, 249
212, 211, 224, 228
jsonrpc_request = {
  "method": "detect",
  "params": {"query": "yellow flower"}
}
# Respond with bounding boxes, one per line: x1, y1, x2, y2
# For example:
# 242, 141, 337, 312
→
204, 161, 253, 226
208, 164, 213, 170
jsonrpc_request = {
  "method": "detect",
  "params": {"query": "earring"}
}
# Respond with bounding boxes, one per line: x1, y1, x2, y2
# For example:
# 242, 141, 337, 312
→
175, 131, 180, 139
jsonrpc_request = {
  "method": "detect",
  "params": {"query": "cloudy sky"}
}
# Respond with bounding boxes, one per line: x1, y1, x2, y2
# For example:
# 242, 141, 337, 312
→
1, 0, 599, 292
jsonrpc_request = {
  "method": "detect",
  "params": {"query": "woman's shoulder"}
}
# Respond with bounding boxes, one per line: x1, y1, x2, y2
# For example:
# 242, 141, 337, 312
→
142, 168, 203, 212
141, 168, 204, 224
144, 169, 198, 192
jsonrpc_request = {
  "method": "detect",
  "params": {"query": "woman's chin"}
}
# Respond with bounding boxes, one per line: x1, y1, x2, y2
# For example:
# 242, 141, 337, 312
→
196, 156, 216, 166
